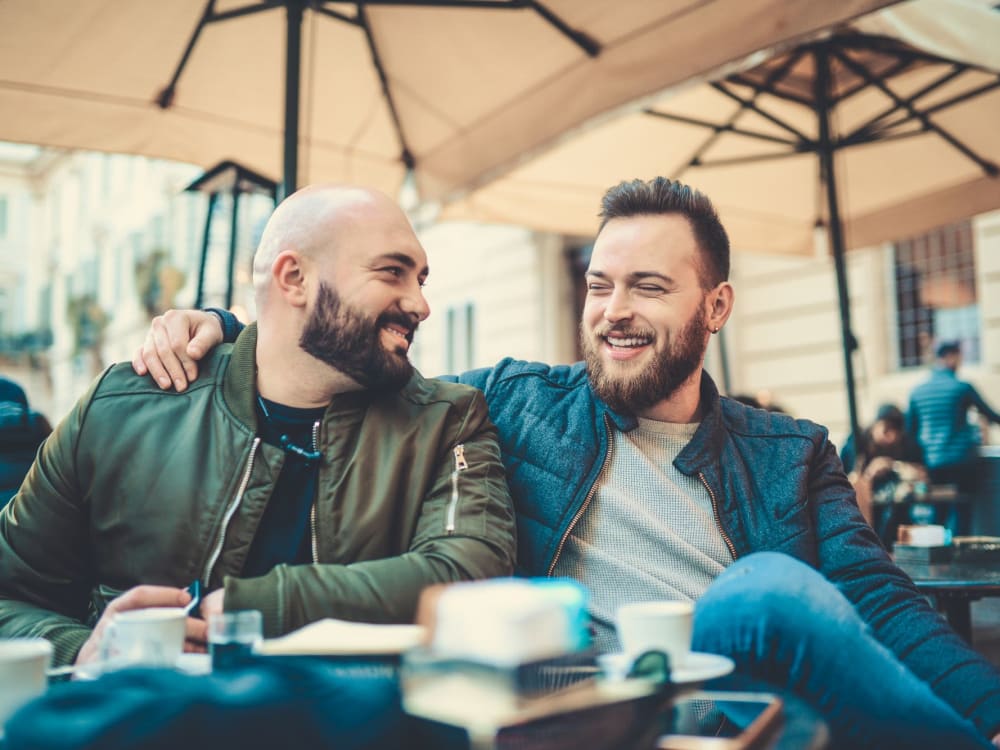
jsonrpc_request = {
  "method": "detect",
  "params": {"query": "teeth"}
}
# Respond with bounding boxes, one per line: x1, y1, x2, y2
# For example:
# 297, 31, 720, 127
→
606, 336, 649, 348
384, 326, 409, 340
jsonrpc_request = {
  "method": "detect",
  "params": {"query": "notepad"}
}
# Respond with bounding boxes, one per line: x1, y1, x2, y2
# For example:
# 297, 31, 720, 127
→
256, 618, 426, 656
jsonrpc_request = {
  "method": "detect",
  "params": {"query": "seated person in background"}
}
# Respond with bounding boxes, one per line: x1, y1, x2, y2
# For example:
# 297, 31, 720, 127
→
137, 178, 1000, 749
0, 376, 51, 509
841, 403, 927, 545
0, 184, 515, 670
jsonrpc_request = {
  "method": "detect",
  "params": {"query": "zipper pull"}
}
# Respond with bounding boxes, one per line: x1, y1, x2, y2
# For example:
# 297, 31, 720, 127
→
453, 444, 469, 472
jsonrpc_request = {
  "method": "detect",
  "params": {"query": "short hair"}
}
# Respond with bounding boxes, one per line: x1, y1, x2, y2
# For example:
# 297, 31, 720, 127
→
935, 340, 961, 359
874, 403, 905, 431
598, 177, 730, 288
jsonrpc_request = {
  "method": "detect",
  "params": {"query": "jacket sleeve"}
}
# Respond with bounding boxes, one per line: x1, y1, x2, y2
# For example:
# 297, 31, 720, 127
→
966, 383, 1000, 425
224, 388, 516, 634
0, 376, 105, 666
810, 434, 1000, 737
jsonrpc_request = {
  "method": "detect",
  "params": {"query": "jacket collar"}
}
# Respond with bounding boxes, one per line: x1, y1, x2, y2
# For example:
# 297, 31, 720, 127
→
596, 370, 723, 474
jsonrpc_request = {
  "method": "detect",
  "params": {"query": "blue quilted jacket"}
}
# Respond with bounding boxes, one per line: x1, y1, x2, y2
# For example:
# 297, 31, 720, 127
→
448, 358, 1000, 737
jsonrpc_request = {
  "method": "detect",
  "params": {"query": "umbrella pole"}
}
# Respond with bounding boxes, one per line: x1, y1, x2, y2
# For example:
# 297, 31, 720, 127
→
815, 46, 862, 452
281, 0, 305, 201
225, 186, 242, 311
194, 192, 220, 309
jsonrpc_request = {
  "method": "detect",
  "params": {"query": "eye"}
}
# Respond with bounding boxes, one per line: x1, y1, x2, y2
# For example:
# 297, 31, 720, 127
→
637, 284, 666, 294
586, 282, 611, 293
378, 266, 405, 279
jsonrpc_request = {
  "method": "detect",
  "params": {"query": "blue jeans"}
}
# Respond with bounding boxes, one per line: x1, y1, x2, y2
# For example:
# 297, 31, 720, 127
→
693, 552, 992, 750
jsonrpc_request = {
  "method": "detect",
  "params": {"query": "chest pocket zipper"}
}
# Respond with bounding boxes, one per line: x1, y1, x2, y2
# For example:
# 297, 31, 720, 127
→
445, 444, 468, 534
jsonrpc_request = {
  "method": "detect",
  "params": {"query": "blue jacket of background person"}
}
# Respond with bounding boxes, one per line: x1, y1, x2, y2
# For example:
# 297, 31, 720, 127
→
447, 358, 1000, 735
0, 376, 50, 508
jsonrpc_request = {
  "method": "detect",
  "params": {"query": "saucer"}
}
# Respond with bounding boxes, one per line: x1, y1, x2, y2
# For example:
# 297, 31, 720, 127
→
597, 651, 734, 686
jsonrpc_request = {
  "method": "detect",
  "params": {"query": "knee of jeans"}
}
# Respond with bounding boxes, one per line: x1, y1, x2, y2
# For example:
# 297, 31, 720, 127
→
695, 551, 854, 629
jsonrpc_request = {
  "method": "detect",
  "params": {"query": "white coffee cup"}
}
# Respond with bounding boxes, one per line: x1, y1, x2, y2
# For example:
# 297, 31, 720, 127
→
616, 600, 694, 668
100, 607, 186, 670
0, 638, 52, 730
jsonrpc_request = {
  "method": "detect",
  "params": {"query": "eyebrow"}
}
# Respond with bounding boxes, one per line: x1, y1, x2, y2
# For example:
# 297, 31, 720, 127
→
373, 252, 429, 279
585, 270, 674, 285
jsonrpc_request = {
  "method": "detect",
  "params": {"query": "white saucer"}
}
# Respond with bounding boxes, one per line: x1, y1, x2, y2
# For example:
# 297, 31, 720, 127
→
672, 651, 735, 685
597, 651, 734, 686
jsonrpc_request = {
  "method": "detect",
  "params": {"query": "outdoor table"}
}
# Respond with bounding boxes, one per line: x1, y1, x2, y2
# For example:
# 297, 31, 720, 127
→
894, 558, 1000, 642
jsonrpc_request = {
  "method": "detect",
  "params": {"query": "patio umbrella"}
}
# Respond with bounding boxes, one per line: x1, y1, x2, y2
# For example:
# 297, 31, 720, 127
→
442, 0, 1000, 447
0, 0, 896, 201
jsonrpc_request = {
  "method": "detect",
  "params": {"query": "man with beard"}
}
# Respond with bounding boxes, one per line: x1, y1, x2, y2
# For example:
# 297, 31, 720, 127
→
135, 179, 1000, 748
0, 184, 515, 673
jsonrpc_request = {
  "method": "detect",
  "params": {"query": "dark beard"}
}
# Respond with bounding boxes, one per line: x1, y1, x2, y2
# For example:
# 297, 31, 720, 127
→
582, 308, 707, 416
299, 282, 416, 393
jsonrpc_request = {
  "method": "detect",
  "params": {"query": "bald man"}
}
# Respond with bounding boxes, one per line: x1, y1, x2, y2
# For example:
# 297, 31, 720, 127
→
0, 184, 515, 668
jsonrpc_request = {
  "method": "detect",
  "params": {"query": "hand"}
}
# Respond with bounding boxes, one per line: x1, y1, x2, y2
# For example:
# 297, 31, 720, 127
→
992, 732, 1000, 749
131, 309, 224, 392
201, 588, 225, 619
75, 585, 208, 665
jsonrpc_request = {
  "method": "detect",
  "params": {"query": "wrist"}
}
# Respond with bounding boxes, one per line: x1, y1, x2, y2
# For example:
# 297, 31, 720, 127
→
203, 307, 240, 344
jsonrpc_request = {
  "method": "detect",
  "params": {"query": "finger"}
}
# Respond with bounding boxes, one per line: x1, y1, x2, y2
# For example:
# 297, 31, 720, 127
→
150, 318, 190, 392
185, 617, 208, 645
131, 347, 148, 376
107, 585, 189, 615
141, 327, 174, 390
183, 640, 208, 654
187, 312, 223, 361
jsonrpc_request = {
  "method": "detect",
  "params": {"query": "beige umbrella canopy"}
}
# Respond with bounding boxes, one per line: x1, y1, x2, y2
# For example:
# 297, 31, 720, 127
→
443, 0, 1000, 441
0, 0, 895, 200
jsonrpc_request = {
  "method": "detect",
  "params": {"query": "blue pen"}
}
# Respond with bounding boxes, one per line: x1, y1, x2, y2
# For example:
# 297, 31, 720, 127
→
185, 579, 202, 618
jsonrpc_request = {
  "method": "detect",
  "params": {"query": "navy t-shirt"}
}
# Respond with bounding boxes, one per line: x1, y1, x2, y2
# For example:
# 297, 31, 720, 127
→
241, 396, 326, 578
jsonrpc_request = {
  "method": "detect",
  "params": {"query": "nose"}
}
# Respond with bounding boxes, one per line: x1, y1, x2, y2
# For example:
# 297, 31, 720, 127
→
401, 282, 431, 323
602, 287, 632, 324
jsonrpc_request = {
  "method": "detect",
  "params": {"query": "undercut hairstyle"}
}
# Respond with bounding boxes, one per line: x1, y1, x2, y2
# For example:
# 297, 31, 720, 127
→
598, 177, 730, 289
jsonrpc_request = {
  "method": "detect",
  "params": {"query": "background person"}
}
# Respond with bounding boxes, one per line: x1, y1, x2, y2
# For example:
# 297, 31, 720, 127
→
908, 340, 1000, 534
841, 403, 927, 545
0, 375, 51, 509
0, 184, 515, 670
136, 179, 1000, 749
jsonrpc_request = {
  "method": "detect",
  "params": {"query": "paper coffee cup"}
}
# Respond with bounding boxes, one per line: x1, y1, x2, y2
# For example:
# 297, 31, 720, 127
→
100, 607, 186, 670
0, 638, 52, 729
616, 600, 694, 668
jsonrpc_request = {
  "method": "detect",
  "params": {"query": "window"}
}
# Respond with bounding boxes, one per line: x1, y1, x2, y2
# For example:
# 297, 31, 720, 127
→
445, 302, 475, 374
893, 220, 978, 368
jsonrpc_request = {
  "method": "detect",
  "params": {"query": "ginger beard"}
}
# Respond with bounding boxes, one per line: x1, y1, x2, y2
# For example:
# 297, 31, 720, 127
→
582, 306, 708, 416
299, 281, 416, 392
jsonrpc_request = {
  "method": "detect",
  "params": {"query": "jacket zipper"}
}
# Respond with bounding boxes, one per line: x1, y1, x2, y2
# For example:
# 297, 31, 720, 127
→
547, 414, 614, 576
699, 471, 737, 560
309, 420, 321, 563
445, 444, 469, 534
203, 437, 261, 585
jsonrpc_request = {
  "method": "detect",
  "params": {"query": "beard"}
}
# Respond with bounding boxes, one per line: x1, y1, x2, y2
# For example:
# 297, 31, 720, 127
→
299, 282, 416, 393
582, 308, 707, 416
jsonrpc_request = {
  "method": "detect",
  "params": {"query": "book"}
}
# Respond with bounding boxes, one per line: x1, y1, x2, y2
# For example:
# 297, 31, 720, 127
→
256, 618, 426, 656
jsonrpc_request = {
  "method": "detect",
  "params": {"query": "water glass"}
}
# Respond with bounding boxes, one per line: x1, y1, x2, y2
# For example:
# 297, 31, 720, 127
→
208, 610, 263, 669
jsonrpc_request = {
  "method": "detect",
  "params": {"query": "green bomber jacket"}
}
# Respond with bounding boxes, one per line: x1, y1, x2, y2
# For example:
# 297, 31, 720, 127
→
0, 324, 516, 666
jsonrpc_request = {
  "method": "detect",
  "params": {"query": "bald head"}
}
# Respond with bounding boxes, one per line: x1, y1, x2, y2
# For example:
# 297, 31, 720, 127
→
252, 184, 411, 305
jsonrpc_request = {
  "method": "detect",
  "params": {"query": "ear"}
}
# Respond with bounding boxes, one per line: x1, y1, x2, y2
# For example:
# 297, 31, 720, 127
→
271, 251, 309, 308
706, 282, 734, 334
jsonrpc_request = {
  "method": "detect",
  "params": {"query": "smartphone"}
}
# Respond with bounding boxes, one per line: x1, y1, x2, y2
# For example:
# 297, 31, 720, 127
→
658, 690, 784, 750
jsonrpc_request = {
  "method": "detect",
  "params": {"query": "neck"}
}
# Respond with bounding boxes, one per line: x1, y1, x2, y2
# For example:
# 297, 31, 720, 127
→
255, 318, 363, 407
636, 368, 705, 423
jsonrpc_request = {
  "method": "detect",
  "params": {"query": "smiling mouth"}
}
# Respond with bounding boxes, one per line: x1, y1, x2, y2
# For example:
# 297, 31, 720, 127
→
382, 323, 414, 350
601, 331, 653, 352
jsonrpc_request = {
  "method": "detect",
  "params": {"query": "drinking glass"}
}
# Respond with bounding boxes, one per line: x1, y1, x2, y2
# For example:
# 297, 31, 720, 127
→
208, 610, 263, 670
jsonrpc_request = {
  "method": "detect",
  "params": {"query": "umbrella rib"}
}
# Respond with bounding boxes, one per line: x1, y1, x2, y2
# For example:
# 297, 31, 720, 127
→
674, 46, 812, 169
356, 4, 416, 169
830, 47, 998, 177
642, 110, 799, 147
877, 76, 1000, 133
521, 0, 600, 57
844, 64, 965, 140
156, 0, 282, 109
710, 81, 812, 143
315, 5, 362, 25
